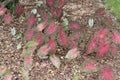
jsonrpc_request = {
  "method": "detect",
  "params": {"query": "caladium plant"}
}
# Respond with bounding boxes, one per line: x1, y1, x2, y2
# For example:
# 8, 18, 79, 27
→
0, 6, 6, 15
69, 21, 81, 30
58, 27, 68, 47
4, 12, 12, 24
65, 48, 80, 60
100, 66, 114, 80
81, 60, 98, 73
37, 44, 51, 57
20, 68, 29, 80
50, 55, 61, 69
24, 55, 33, 70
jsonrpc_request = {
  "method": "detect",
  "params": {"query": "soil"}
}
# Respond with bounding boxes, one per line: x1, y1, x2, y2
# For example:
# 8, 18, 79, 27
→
0, 0, 120, 80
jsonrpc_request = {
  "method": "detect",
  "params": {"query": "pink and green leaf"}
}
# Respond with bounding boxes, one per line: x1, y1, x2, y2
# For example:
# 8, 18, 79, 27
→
48, 37, 56, 53
100, 66, 114, 80
24, 55, 33, 70
96, 28, 108, 39
4, 12, 12, 24
69, 21, 81, 30
58, 0, 65, 8
0, 6, 6, 15
20, 68, 29, 80
45, 22, 57, 35
50, 55, 61, 69
46, 0, 54, 7
37, 21, 48, 31
65, 48, 79, 60
58, 27, 68, 47
112, 31, 120, 44
26, 28, 34, 41
97, 39, 110, 58
37, 44, 51, 57
25, 40, 38, 48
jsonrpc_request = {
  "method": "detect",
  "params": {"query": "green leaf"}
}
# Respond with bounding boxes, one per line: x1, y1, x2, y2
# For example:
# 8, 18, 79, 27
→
25, 40, 38, 48
50, 55, 61, 69
65, 48, 79, 60
88, 18, 94, 28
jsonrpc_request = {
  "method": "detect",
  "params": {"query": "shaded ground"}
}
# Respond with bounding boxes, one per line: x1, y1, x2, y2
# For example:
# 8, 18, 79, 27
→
0, 0, 120, 80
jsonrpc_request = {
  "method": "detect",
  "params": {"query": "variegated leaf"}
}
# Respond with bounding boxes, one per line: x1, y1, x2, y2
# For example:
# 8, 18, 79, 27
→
50, 55, 61, 69
65, 48, 79, 60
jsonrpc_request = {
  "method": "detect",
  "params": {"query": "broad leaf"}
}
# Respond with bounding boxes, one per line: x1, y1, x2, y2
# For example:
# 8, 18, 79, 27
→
50, 55, 61, 69
65, 48, 79, 60
100, 66, 114, 80
37, 44, 50, 57
24, 55, 33, 70
58, 27, 68, 47
20, 68, 29, 80
69, 22, 81, 30
45, 22, 57, 35
25, 40, 38, 48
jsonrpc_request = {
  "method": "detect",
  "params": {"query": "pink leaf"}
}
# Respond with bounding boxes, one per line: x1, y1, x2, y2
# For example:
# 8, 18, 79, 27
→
112, 31, 120, 44
4, 13, 12, 24
96, 8, 105, 15
50, 8, 57, 18
57, 8, 63, 19
97, 39, 110, 58
46, 0, 54, 7
100, 66, 114, 80
58, 0, 65, 8
37, 21, 48, 31
35, 33, 43, 45
26, 28, 34, 41
5, 74, 12, 80
16, 4, 22, 16
27, 14, 36, 27
45, 22, 57, 35
84, 62, 97, 70
38, 44, 51, 56
24, 55, 32, 70
69, 22, 81, 30
50, 55, 61, 69
70, 33, 81, 41
0, 6, 6, 15
48, 37, 56, 53
58, 27, 68, 46
87, 36, 98, 53
96, 28, 108, 39
65, 48, 79, 60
